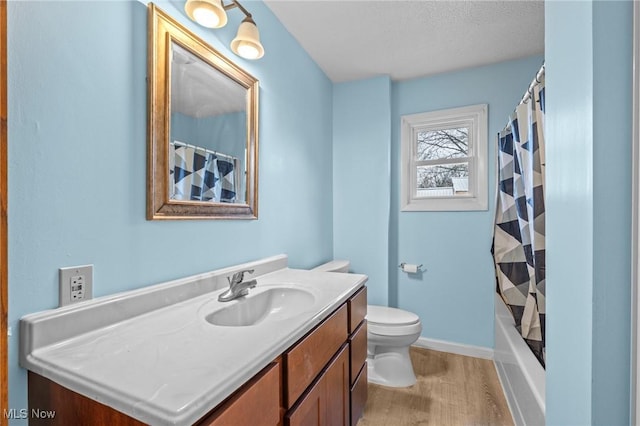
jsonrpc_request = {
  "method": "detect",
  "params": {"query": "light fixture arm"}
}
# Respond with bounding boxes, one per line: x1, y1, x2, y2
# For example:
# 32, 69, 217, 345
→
223, 0, 253, 20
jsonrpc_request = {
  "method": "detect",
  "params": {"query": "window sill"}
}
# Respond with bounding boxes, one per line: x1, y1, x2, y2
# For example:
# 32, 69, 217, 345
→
401, 196, 488, 212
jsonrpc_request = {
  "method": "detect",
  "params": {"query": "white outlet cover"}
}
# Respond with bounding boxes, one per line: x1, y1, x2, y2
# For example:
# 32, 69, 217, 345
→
59, 265, 93, 307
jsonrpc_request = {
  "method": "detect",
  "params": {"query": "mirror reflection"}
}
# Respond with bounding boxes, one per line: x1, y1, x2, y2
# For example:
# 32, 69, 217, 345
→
147, 4, 259, 220
170, 42, 247, 204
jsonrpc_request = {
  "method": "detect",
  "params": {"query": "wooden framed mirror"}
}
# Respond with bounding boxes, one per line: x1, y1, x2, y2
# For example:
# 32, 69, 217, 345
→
147, 3, 259, 220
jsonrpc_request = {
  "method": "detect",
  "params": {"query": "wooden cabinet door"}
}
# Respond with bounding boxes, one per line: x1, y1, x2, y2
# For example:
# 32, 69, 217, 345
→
285, 377, 323, 426
350, 364, 368, 426
196, 362, 281, 426
286, 344, 349, 426
324, 345, 350, 426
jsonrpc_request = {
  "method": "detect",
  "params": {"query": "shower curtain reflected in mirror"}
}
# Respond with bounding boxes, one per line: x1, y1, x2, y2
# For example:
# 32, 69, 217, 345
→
170, 141, 237, 203
492, 78, 546, 367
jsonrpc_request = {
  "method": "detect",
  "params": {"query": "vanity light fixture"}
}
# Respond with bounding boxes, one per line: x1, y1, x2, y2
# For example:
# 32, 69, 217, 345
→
184, 0, 227, 28
184, 0, 265, 60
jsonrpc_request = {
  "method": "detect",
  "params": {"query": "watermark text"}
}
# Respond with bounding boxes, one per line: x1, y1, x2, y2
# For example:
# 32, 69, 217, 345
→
3, 408, 56, 420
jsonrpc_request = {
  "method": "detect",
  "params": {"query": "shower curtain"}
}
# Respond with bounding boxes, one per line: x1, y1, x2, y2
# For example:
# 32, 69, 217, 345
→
492, 79, 546, 366
170, 142, 237, 203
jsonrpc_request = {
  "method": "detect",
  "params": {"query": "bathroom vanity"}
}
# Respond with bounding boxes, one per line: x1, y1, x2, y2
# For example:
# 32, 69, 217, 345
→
20, 255, 368, 425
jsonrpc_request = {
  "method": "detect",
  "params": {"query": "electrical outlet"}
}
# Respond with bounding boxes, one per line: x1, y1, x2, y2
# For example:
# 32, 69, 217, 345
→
59, 265, 93, 307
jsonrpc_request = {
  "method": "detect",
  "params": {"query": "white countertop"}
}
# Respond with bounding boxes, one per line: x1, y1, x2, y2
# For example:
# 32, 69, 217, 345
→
20, 256, 367, 425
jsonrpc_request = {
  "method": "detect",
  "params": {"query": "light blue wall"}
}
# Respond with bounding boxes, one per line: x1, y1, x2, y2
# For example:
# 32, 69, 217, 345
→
171, 111, 246, 159
390, 56, 544, 348
332, 77, 391, 306
591, 2, 632, 422
545, 0, 633, 424
7, 0, 333, 417
545, 2, 594, 422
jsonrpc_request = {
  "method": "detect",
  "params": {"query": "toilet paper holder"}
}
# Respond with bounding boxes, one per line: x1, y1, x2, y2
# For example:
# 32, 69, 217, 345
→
398, 263, 424, 273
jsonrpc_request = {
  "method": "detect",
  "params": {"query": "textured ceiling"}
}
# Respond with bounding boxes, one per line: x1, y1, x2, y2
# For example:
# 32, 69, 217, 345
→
171, 43, 246, 118
263, 0, 544, 82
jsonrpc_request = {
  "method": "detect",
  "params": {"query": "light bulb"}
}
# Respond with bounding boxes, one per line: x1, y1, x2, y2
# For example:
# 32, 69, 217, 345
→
185, 0, 227, 29
193, 7, 220, 28
236, 42, 260, 60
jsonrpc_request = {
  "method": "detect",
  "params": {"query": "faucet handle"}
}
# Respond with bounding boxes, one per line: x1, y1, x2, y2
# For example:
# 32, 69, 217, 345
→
227, 268, 255, 285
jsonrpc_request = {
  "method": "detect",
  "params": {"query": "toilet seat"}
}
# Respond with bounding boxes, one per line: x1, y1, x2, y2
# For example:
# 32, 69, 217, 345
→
367, 305, 422, 336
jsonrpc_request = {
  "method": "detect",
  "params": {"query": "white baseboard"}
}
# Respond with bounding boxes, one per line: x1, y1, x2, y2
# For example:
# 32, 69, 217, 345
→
413, 336, 494, 360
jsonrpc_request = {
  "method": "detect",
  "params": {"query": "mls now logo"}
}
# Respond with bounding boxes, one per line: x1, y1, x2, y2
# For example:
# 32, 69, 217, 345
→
4, 408, 56, 419
30, 409, 56, 419
3, 409, 27, 419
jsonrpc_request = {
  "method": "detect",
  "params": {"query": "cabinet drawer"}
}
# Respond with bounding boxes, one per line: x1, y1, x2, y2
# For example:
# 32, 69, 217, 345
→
284, 304, 348, 408
348, 287, 367, 333
350, 363, 368, 426
197, 362, 281, 426
349, 321, 367, 385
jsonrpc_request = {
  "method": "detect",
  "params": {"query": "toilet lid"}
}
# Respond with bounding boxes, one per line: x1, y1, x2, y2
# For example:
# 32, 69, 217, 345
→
366, 305, 420, 326
311, 260, 350, 272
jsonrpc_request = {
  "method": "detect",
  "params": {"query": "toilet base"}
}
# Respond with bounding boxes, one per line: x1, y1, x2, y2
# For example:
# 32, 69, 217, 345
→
367, 344, 417, 388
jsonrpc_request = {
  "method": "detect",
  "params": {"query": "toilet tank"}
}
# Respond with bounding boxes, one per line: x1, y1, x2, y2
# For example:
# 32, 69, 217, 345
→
312, 260, 350, 273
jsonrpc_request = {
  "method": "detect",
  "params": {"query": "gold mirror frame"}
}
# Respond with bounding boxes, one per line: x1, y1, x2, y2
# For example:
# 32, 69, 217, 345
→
147, 4, 259, 220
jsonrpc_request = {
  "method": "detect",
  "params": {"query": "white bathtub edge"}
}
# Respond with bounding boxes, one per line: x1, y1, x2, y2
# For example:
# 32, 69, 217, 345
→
494, 294, 546, 425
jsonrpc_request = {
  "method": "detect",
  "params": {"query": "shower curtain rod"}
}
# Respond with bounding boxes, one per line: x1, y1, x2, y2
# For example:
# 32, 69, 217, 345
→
519, 63, 545, 106
171, 140, 236, 161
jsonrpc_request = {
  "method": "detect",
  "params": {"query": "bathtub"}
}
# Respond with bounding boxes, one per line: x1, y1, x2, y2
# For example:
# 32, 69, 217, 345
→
494, 294, 545, 425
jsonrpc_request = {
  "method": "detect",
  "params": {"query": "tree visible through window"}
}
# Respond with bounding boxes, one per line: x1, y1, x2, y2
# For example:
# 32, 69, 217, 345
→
401, 104, 488, 211
416, 127, 470, 197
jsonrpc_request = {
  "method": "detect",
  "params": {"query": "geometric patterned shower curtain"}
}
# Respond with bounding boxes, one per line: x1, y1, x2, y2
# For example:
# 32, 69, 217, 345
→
492, 79, 546, 367
169, 142, 237, 203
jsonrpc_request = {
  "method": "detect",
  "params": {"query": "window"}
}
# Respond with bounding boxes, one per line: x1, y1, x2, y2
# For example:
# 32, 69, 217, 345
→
401, 104, 488, 211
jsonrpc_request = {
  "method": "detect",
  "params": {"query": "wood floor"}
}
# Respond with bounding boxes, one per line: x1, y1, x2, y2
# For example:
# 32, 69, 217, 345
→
358, 347, 514, 426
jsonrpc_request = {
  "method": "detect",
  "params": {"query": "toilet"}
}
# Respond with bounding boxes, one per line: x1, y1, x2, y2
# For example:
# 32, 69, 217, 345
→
312, 260, 423, 388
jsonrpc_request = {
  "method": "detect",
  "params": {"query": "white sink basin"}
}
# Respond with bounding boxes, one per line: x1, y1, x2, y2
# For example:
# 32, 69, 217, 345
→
205, 287, 316, 327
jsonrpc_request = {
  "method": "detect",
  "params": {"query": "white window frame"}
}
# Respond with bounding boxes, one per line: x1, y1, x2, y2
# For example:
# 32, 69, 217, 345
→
401, 104, 488, 211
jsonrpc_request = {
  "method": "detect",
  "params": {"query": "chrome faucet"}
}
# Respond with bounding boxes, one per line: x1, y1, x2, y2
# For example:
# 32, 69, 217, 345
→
218, 269, 257, 302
